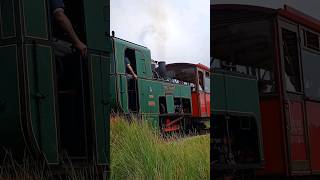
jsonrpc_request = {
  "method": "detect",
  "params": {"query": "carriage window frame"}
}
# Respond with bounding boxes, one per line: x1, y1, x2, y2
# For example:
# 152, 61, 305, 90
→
303, 29, 320, 52
281, 27, 303, 94
300, 27, 320, 101
204, 71, 210, 92
197, 70, 204, 92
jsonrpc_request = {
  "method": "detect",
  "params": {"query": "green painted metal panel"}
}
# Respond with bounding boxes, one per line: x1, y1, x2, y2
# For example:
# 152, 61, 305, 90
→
225, 75, 260, 117
180, 85, 191, 98
224, 73, 263, 161
90, 54, 110, 164
0, 45, 24, 149
135, 50, 152, 79
138, 80, 161, 114
137, 79, 146, 113
22, 0, 48, 39
113, 41, 125, 73
149, 81, 164, 114
173, 84, 181, 97
166, 95, 174, 113
113, 38, 152, 74
211, 72, 227, 112
171, 83, 190, 98
26, 44, 58, 163
109, 75, 117, 108
0, 0, 16, 38
119, 75, 128, 112
211, 70, 263, 163
83, 0, 111, 51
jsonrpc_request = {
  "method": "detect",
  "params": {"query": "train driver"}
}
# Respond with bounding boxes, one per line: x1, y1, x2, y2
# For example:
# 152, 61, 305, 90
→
125, 56, 138, 80
50, 0, 87, 57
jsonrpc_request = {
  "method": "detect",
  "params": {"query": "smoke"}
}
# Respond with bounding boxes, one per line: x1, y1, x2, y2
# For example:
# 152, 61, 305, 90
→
137, 1, 169, 60
138, 24, 167, 60
111, 0, 210, 66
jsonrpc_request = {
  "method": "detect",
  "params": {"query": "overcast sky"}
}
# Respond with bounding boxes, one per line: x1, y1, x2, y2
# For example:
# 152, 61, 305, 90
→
111, 0, 210, 66
212, 0, 320, 21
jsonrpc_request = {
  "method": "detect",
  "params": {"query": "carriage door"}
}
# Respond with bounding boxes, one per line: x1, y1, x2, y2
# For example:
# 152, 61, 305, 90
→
279, 19, 310, 172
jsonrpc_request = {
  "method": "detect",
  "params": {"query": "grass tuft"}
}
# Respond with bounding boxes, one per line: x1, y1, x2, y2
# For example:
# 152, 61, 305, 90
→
110, 116, 210, 180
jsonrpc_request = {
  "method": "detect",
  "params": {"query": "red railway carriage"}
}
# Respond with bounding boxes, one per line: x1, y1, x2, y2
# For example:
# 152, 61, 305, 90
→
213, 4, 320, 178
166, 63, 210, 120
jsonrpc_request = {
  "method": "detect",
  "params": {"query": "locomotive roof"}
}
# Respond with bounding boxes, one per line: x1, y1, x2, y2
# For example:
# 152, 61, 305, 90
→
212, 4, 320, 33
111, 37, 150, 51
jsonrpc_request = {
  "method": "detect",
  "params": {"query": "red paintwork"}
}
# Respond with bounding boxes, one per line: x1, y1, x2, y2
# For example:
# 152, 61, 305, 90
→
205, 93, 210, 116
306, 102, 320, 172
191, 90, 210, 118
257, 98, 286, 175
196, 63, 210, 72
288, 101, 308, 161
199, 92, 209, 117
278, 6, 320, 34
192, 92, 199, 116
163, 118, 181, 132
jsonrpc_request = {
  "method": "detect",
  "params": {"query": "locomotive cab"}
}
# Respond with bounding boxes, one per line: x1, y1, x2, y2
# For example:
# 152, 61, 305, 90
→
49, 0, 111, 167
51, 0, 89, 161
0, 0, 111, 176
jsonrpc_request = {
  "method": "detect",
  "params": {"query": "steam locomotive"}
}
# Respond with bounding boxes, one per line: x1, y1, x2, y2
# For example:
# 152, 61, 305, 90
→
108, 35, 210, 133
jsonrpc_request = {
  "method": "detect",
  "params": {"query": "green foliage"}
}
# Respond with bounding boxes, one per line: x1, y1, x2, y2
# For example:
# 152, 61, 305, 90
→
110, 116, 210, 180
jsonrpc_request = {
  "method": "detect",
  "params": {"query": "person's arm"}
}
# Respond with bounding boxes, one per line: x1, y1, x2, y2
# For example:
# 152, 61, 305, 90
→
53, 9, 87, 57
126, 64, 138, 79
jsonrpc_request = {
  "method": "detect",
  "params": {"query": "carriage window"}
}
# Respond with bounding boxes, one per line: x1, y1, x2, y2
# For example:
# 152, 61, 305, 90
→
212, 20, 276, 94
125, 48, 137, 74
301, 50, 320, 100
204, 72, 210, 92
282, 29, 302, 93
198, 71, 204, 91
304, 30, 320, 51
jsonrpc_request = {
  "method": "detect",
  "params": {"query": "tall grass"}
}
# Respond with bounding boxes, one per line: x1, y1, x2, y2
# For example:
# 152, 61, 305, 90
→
111, 116, 210, 180
0, 150, 101, 180
1, 116, 209, 179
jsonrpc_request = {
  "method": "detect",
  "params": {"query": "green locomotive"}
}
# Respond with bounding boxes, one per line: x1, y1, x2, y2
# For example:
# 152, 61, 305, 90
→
109, 37, 193, 132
